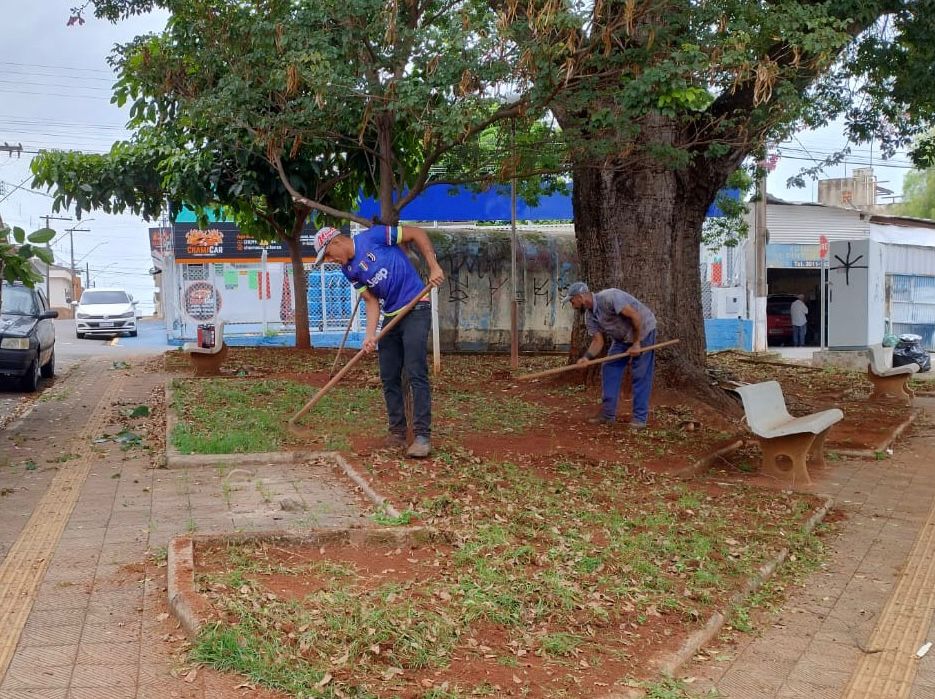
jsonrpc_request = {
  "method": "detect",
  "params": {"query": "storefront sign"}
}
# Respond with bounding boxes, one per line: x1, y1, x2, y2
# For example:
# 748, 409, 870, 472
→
766, 243, 823, 268
172, 223, 319, 263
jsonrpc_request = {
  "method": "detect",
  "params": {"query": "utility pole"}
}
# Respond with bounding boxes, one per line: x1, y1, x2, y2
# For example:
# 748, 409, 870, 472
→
41, 214, 72, 303
753, 159, 769, 353
0, 143, 23, 158
66, 224, 90, 300
85, 262, 90, 289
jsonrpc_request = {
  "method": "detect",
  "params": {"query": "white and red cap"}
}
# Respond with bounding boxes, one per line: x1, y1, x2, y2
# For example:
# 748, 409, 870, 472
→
313, 227, 342, 264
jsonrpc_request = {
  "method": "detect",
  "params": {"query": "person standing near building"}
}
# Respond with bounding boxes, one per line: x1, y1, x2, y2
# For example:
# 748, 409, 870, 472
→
790, 294, 808, 347
313, 224, 444, 457
565, 282, 657, 428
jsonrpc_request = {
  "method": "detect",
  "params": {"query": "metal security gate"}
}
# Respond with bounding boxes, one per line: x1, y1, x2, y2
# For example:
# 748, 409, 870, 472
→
890, 274, 935, 350
169, 261, 365, 341
307, 263, 365, 332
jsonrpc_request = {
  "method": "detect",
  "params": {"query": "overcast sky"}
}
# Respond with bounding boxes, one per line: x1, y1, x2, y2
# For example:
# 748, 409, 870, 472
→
0, 1, 168, 313
0, 2, 917, 316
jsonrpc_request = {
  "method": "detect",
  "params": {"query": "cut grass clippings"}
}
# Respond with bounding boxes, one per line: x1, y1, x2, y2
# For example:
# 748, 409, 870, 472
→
191, 448, 824, 698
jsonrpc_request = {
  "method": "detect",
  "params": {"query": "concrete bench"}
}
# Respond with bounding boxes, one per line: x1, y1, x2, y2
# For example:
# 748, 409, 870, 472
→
867, 343, 918, 405
182, 321, 228, 376
734, 381, 844, 487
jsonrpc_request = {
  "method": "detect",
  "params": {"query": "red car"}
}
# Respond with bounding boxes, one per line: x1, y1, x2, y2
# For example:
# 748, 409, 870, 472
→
766, 294, 797, 346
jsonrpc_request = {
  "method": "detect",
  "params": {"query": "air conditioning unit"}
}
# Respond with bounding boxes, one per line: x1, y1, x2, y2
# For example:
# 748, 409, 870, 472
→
712, 287, 747, 319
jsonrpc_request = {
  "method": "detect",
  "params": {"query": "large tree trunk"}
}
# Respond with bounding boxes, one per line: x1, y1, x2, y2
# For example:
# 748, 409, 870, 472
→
569, 159, 723, 404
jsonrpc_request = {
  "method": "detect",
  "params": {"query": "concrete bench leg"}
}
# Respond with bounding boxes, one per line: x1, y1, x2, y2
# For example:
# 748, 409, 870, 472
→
188, 344, 229, 376
868, 370, 914, 406
757, 433, 815, 487
807, 425, 833, 469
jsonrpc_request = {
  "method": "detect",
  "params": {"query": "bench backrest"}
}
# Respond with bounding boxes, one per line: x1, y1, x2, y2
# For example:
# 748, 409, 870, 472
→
734, 381, 793, 434
866, 343, 887, 372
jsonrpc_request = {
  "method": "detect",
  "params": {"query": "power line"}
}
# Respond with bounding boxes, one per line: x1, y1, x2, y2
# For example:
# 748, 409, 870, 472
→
0, 88, 116, 100
0, 69, 115, 84
0, 60, 114, 75
0, 79, 113, 93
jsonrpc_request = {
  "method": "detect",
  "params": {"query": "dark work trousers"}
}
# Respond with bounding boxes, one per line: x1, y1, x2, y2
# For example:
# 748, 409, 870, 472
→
377, 303, 432, 438
600, 329, 656, 424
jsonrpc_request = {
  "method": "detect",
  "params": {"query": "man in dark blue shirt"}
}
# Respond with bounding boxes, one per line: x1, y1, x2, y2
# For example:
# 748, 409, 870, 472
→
314, 224, 444, 457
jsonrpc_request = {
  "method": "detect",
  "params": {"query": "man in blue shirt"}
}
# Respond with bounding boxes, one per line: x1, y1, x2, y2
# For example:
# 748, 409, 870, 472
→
565, 282, 657, 429
314, 224, 444, 457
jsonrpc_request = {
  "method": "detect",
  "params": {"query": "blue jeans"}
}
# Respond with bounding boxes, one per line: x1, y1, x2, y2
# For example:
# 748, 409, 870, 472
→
793, 324, 807, 347
378, 304, 431, 438
601, 330, 656, 424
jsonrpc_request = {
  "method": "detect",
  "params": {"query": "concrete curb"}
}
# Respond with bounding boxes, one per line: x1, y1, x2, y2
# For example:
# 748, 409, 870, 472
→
647, 496, 832, 682
166, 536, 211, 637
166, 500, 833, 695
164, 380, 401, 518
166, 527, 444, 637
831, 408, 921, 458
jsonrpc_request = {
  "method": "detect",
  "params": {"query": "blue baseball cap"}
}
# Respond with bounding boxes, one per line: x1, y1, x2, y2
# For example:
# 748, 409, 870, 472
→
562, 281, 590, 304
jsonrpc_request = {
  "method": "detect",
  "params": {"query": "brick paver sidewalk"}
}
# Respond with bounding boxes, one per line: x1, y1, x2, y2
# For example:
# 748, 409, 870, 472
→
4, 361, 935, 698
685, 397, 935, 698
0, 360, 366, 699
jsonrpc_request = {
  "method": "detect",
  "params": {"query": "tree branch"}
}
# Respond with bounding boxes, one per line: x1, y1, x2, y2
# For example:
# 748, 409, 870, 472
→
270, 152, 371, 226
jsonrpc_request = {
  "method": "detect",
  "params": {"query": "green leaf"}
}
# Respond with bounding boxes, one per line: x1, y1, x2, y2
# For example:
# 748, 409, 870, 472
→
33, 248, 54, 264
12, 227, 25, 244
27, 228, 56, 244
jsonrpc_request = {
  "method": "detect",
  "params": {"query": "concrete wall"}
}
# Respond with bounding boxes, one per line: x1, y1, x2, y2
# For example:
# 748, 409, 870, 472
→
705, 318, 753, 352
428, 228, 579, 352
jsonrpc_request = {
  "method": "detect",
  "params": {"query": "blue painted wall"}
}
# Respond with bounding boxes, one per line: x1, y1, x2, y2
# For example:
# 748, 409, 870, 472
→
175, 185, 737, 224
705, 319, 753, 352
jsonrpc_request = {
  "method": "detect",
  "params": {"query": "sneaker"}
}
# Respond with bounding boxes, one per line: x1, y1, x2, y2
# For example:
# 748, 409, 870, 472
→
406, 435, 432, 458
382, 433, 408, 449
587, 415, 614, 425
629, 421, 647, 430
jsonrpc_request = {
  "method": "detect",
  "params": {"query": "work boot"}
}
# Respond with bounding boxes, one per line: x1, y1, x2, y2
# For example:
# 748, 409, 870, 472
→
587, 415, 614, 425
629, 421, 647, 430
382, 433, 408, 449
406, 435, 432, 458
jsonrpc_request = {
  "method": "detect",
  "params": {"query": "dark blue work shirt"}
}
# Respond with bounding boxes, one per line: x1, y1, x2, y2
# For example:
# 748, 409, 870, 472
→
342, 226, 425, 315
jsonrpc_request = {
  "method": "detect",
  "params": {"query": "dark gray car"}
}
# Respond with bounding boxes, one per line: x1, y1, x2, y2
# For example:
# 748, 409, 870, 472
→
0, 283, 57, 391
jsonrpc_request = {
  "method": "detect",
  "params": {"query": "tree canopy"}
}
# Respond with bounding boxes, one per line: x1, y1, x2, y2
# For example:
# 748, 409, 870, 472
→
53, 0, 935, 387
900, 167, 935, 220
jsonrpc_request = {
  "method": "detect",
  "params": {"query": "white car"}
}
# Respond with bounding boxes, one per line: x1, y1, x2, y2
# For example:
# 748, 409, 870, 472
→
74, 288, 139, 339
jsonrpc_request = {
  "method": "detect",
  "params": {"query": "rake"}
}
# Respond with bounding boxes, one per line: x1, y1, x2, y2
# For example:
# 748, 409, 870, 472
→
287, 284, 433, 437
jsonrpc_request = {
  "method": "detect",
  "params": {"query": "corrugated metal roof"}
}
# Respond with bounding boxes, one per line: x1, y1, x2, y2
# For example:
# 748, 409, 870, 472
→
884, 246, 935, 276
749, 202, 870, 244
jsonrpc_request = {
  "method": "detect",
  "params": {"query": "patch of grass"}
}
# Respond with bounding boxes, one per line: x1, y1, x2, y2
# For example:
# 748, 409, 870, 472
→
539, 632, 581, 657
150, 546, 168, 565
437, 390, 546, 433
39, 387, 71, 402
642, 677, 721, 698
170, 378, 382, 454
372, 509, 416, 526
255, 479, 273, 504
194, 448, 825, 697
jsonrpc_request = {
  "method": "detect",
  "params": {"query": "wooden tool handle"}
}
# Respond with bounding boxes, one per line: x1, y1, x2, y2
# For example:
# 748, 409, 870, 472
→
515, 338, 681, 382
289, 284, 433, 426
329, 294, 363, 377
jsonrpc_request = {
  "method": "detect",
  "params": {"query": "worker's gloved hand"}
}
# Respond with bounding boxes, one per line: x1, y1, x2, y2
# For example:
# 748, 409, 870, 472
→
363, 335, 378, 353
